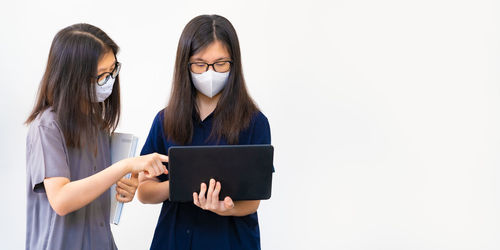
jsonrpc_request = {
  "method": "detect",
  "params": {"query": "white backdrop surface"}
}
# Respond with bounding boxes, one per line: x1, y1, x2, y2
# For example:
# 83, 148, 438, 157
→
1, 0, 500, 249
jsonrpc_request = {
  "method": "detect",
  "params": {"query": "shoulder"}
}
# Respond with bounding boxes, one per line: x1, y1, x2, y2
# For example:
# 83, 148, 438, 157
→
26, 107, 65, 151
141, 108, 169, 155
251, 111, 270, 128
155, 108, 166, 123
246, 110, 271, 136
242, 110, 271, 144
28, 107, 62, 136
36, 107, 59, 128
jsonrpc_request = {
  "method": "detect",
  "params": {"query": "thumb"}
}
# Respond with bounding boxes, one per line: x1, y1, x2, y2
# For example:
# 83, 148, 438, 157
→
224, 197, 234, 209
143, 170, 153, 178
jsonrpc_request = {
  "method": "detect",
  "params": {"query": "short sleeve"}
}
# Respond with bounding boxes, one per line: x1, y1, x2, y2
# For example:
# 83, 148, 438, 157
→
250, 112, 271, 145
250, 112, 274, 172
27, 123, 70, 193
141, 110, 169, 182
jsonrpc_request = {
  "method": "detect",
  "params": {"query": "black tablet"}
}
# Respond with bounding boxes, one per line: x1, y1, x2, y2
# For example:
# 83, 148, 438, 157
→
168, 145, 274, 202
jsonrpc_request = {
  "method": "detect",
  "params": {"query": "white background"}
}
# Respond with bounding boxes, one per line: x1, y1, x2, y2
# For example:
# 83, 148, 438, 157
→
1, 0, 500, 249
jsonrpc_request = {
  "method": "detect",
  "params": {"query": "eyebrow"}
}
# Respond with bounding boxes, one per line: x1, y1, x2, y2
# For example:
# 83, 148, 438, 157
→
192, 57, 231, 62
97, 60, 117, 74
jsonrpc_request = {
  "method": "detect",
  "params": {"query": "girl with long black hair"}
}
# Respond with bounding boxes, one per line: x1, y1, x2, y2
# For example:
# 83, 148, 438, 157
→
25, 23, 168, 250
138, 15, 271, 250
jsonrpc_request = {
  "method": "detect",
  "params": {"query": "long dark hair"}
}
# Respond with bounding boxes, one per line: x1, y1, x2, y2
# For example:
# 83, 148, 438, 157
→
26, 23, 120, 149
165, 15, 258, 145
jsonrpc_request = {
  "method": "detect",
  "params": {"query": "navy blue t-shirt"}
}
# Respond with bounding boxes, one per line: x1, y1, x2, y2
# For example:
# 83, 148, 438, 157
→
140, 109, 271, 250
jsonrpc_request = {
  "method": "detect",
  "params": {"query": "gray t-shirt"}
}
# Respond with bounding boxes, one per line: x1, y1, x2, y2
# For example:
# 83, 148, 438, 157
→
26, 108, 117, 250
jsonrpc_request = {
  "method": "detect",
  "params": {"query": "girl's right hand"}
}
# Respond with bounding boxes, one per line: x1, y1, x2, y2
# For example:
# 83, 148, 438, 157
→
125, 153, 168, 178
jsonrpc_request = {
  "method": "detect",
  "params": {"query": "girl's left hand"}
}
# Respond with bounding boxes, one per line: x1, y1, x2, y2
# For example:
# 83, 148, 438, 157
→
115, 174, 139, 203
193, 179, 235, 216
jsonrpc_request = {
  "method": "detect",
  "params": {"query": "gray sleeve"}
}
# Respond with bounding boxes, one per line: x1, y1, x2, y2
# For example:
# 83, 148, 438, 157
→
28, 123, 70, 192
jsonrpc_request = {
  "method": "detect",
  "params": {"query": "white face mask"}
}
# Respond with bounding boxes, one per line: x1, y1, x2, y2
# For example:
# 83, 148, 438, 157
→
190, 70, 229, 98
94, 77, 115, 102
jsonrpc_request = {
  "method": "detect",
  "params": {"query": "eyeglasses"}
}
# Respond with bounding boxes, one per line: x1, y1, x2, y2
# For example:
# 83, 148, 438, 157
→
95, 62, 121, 86
188, 61, 232, 74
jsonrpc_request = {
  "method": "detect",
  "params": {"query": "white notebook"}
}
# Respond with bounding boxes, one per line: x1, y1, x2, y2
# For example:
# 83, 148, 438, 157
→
109, 133, 138, 225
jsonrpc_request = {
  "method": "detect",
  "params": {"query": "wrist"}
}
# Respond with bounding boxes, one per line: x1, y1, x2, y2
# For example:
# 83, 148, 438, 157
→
216, 207, 234, 216
117, 158, 133, 175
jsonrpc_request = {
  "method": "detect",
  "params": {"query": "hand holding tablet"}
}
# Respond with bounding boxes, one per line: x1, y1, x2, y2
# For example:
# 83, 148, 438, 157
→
168, 145, 274, 202
193, 178, 235, 215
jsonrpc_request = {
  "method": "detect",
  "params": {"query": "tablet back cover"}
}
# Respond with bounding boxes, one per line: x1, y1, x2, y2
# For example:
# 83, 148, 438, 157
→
168, 145, 273, 202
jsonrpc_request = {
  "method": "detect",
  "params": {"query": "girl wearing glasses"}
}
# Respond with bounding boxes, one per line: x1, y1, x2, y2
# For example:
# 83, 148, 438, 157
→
137, 15, 271, 250
25, 23, 168, 250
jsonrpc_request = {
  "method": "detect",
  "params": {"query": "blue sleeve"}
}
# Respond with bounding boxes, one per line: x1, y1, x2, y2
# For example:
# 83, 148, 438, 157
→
141, 110, 169, 182
251, 112, 274, 172
250, 112, 271, 145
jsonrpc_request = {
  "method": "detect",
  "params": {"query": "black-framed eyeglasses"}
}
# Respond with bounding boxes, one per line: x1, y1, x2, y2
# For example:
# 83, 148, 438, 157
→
95, 62, 121, 86
188, 61, 232, 74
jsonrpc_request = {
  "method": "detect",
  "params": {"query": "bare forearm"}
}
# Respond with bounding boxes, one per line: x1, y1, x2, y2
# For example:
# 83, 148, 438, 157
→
137, 179, 170, 204
46, 160, 130, 216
